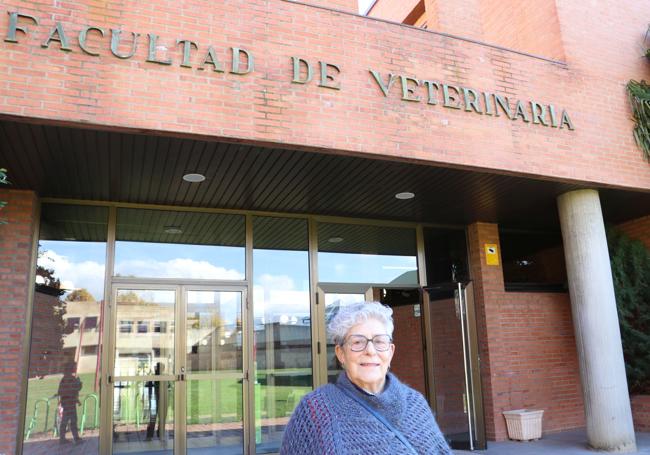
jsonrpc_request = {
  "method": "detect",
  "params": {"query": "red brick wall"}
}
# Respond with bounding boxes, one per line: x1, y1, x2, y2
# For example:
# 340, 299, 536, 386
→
631, 395, 650, 432
617, 215, 650, 250
391, 304, 427, 396
366, 0, 420, 22
301, 0, 358, 13
479, 0, 564, 60
467, 222, 584, 441
0, 0, 648, 191
0, 189, 37, 455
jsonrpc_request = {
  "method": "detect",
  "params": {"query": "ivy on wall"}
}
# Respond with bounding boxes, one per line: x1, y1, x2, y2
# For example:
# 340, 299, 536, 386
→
0, 168, 8, 225
608, 228, 650, 395
627, 80, 650, 162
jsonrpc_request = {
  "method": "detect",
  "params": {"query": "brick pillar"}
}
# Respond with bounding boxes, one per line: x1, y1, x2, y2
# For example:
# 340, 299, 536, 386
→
0, 189, 37, 455
466, 222, 504, 441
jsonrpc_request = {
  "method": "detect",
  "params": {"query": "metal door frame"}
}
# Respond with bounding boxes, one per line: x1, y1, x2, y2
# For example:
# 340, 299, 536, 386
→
102, 282, 250, 455
425, 281, 485, 451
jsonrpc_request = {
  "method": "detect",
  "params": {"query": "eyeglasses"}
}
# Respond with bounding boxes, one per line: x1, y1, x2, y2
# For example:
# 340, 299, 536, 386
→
343, 334, 392, 352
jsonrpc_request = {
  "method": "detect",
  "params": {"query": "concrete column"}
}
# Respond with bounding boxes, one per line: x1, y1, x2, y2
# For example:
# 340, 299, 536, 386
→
557, 189, 636, 452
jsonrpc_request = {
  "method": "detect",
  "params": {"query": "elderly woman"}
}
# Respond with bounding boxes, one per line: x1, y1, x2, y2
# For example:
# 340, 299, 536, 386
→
280, 302, 452, 454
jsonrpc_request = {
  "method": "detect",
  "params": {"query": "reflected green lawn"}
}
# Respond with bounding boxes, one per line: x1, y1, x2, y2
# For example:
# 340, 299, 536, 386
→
23, 373, 99, 440
24, 373, 312, 437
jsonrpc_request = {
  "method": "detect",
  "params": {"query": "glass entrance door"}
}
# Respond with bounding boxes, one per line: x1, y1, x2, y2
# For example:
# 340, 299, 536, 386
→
317, 285, 373, 384
184, 288, 245, 454
427, 282, 484, 450
109, 285, 247, 455
111, 287, 177, 454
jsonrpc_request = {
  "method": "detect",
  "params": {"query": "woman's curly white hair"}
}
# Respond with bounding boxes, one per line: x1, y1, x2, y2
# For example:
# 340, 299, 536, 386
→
327, 301, 394, 346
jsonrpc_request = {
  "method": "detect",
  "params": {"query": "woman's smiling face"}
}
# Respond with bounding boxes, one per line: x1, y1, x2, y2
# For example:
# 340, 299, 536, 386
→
335, 318, 395, 394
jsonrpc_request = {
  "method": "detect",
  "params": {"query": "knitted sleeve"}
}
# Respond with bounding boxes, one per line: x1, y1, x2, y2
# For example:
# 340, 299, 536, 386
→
410, 390, 454, 455
279, 390, 339, 455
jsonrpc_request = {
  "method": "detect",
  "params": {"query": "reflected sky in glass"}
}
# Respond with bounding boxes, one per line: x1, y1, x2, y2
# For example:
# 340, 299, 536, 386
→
38, 240, 107, 300
318, 252, 417, 284
115, 242, 245, 280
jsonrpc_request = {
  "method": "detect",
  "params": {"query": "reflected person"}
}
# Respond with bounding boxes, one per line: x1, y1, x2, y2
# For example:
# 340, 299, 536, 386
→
146, 363, 164, 441
281, 302, 452, 454
55, 362, 83, 444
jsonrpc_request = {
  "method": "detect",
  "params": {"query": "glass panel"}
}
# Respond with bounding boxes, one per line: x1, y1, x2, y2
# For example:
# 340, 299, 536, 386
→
186, 291, 243, 373
499, 228, 567, 291
114, 290, 175, 377
423, 227, 469, 284
112, 380, 175, 454
23, 204, 108, 454
115, 208, 245, 280
253, 217, 312, 453
318, 223, 418, 284
186, 379, 244, 454
380, 289, 427, 396
428, 285, 473, 450
324, 293, 365, 383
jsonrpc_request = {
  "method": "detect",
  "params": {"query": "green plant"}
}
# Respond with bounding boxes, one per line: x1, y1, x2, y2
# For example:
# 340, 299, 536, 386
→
627, 80, 650, 161
607, 228, 650, 394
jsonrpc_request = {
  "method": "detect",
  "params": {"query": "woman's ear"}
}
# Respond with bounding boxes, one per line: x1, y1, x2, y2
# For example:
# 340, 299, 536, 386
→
335, 344, 346, 367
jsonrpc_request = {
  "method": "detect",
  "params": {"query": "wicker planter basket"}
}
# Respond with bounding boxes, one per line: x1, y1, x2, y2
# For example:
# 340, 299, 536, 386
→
502, 409, 544, 441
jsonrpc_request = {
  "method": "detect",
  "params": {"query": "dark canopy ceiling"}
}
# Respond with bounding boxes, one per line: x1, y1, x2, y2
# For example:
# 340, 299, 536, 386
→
1, 118, 649, 231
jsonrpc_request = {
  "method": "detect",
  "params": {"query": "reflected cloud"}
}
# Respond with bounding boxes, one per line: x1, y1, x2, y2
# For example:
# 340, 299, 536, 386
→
38, 250, 105, 299
115, 258, 244, 280
254, 273, 310, 323
257, 273, 296, 290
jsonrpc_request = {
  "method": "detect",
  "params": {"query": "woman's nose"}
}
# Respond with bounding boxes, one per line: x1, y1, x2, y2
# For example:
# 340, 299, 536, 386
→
363, 340, 378, 354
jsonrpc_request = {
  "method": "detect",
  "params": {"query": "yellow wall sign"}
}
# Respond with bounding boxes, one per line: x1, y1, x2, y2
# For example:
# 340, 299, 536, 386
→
485, 244, 499, 266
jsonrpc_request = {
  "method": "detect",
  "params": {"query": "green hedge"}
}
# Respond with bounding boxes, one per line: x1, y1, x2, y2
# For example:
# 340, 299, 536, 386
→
608, 228, 650, 394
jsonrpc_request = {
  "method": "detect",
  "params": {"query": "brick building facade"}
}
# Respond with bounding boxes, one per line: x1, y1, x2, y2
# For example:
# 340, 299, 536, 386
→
0, 0, 649, 453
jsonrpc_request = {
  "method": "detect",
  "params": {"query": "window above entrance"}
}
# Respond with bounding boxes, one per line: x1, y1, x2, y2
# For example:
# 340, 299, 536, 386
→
114, 208, 246, 280
317, 222, 418, 285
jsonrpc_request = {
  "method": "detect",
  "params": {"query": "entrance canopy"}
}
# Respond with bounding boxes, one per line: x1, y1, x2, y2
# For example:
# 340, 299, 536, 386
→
1, 118, 649, 229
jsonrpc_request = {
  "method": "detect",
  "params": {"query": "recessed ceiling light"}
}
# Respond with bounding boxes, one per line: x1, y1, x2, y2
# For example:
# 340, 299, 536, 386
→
63, 237, 76, 241
164, 226, 183, 234
183, 173, 206, 183
328, 237, 344, 243
395, 192, 415, 200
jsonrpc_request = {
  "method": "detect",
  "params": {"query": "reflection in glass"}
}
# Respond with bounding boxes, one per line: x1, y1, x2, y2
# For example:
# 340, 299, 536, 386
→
115, 208, 246, 280
324, 293, 365, 383
253, 217, 312, 453
423, 227, 469, 284
112, 381, 175, 454
186, 379, 244, 454
24, 204, 108, 454
317, 223, 418, 285
429, 286, 473, 450
114, 290, 175, 377
186, 291, 243, 373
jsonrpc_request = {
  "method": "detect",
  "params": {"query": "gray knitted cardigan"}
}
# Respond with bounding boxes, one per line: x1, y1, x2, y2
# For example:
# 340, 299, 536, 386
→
280, 372, 452, 454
